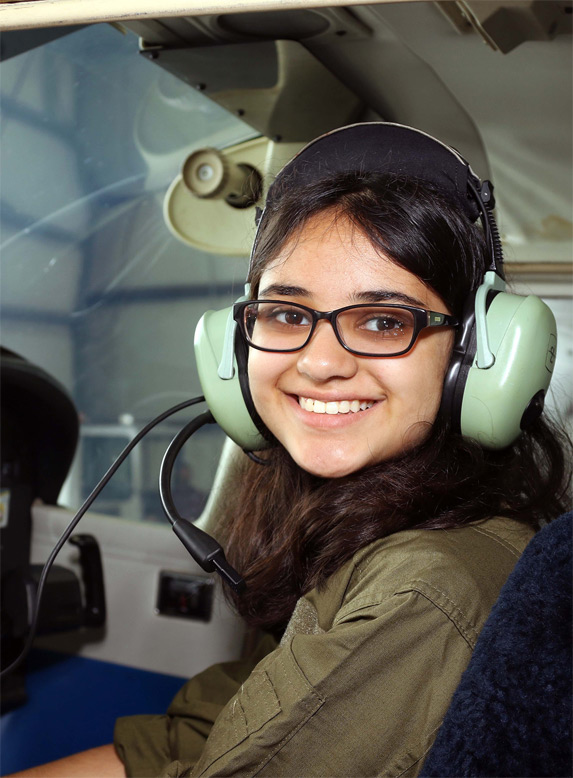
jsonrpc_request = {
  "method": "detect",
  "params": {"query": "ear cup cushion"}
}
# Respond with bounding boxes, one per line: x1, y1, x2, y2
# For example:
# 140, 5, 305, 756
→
441, 292, 478, 433
234, 334, 275, 444
441, 290, 502, 434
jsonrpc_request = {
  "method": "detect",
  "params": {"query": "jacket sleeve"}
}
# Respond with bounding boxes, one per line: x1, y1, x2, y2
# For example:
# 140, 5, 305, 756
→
164, 589, 474, 778
114, 634, 277, 778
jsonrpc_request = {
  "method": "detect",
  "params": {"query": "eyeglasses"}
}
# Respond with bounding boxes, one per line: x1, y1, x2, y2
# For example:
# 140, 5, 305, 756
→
233, 300, 459, 358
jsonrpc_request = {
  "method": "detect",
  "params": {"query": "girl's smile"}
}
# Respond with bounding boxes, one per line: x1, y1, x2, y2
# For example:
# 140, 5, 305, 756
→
292, 392, 378, 428
248, 211, 455, 478
298, 396, 375, 415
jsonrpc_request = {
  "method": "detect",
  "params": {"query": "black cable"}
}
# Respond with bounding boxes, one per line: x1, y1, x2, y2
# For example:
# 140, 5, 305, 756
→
159, 411, 215, 527
159, 412, 246, 593
246, 450, 270, 465
1, 395, 206, 680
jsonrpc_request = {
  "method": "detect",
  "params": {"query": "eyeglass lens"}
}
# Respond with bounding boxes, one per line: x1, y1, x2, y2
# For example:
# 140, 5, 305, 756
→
243, 302, 417, 355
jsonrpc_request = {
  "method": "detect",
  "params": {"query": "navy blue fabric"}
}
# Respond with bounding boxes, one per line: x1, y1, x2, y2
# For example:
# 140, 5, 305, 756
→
421, 512, 572, 777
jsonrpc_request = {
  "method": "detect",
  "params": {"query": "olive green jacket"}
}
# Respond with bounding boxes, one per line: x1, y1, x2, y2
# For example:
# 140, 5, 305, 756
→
115, 516, 534, 778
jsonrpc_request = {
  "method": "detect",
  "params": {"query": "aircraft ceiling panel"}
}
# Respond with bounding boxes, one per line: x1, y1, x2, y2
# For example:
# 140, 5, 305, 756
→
365, 2, 572, 262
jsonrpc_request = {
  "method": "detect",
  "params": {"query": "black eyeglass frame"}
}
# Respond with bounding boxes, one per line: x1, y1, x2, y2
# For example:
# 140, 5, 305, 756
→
233, 300, 459, 358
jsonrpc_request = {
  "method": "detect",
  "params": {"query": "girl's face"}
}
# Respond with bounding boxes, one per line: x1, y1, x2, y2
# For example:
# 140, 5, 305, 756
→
248, 212, 455, 478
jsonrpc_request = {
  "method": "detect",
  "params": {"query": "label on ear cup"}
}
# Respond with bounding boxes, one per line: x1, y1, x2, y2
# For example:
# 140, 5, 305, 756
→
546, 333, 557, 373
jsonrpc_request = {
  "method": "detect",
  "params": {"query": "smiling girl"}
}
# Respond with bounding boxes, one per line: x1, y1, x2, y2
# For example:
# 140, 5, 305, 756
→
245, 210, 456, 477
13, 124, 570, 778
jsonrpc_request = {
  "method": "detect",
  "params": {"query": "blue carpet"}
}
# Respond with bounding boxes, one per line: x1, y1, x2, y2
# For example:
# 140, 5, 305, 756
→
1, 649, 187, 773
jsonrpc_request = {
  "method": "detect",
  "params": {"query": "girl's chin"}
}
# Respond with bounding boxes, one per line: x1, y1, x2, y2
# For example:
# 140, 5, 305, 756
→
303, 465, 360, 478
290, 447, 373, 479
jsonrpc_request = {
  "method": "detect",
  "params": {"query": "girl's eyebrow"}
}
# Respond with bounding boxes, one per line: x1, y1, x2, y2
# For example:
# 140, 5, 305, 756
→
258, 284, 310, 298
352, 289, 426, 307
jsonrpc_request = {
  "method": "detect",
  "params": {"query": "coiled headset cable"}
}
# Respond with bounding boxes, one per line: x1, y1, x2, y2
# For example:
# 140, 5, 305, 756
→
467, 177, 504, 275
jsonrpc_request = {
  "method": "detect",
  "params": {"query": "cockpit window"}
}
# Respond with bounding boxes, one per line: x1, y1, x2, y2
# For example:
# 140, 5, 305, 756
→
1, 23, 256, 522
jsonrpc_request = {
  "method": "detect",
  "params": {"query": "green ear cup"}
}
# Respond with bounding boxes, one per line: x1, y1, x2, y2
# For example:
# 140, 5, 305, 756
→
194, 306, 268, 451
460, 294, 557, 449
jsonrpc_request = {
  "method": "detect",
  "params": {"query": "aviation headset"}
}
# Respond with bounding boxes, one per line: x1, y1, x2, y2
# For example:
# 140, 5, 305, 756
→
194, 122, 557, 452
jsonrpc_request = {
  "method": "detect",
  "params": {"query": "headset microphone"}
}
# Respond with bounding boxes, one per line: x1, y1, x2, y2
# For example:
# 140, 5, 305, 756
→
159, 411, 245, 592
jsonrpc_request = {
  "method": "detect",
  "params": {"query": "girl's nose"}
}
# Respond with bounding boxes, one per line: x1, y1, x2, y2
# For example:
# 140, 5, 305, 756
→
296, 320, 358, 382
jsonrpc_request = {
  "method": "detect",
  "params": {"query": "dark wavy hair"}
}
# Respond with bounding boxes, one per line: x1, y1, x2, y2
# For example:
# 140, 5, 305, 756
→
220, 172, 571, 637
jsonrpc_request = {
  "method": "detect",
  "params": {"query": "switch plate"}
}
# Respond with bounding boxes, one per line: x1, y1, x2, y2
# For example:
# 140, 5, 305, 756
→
156, 571, 214, 622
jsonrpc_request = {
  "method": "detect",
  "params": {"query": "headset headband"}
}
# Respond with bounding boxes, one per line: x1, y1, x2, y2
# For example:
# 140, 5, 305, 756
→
251, 122, 501, 276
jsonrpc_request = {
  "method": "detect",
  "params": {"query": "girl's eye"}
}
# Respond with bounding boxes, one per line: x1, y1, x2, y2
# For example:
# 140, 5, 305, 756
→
361, 315, 405, 334
284, 311, 308, 326
266, 308, 311, 327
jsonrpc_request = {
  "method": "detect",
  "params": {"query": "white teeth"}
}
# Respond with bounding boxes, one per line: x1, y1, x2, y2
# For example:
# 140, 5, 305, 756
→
298, 397, 374, 415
